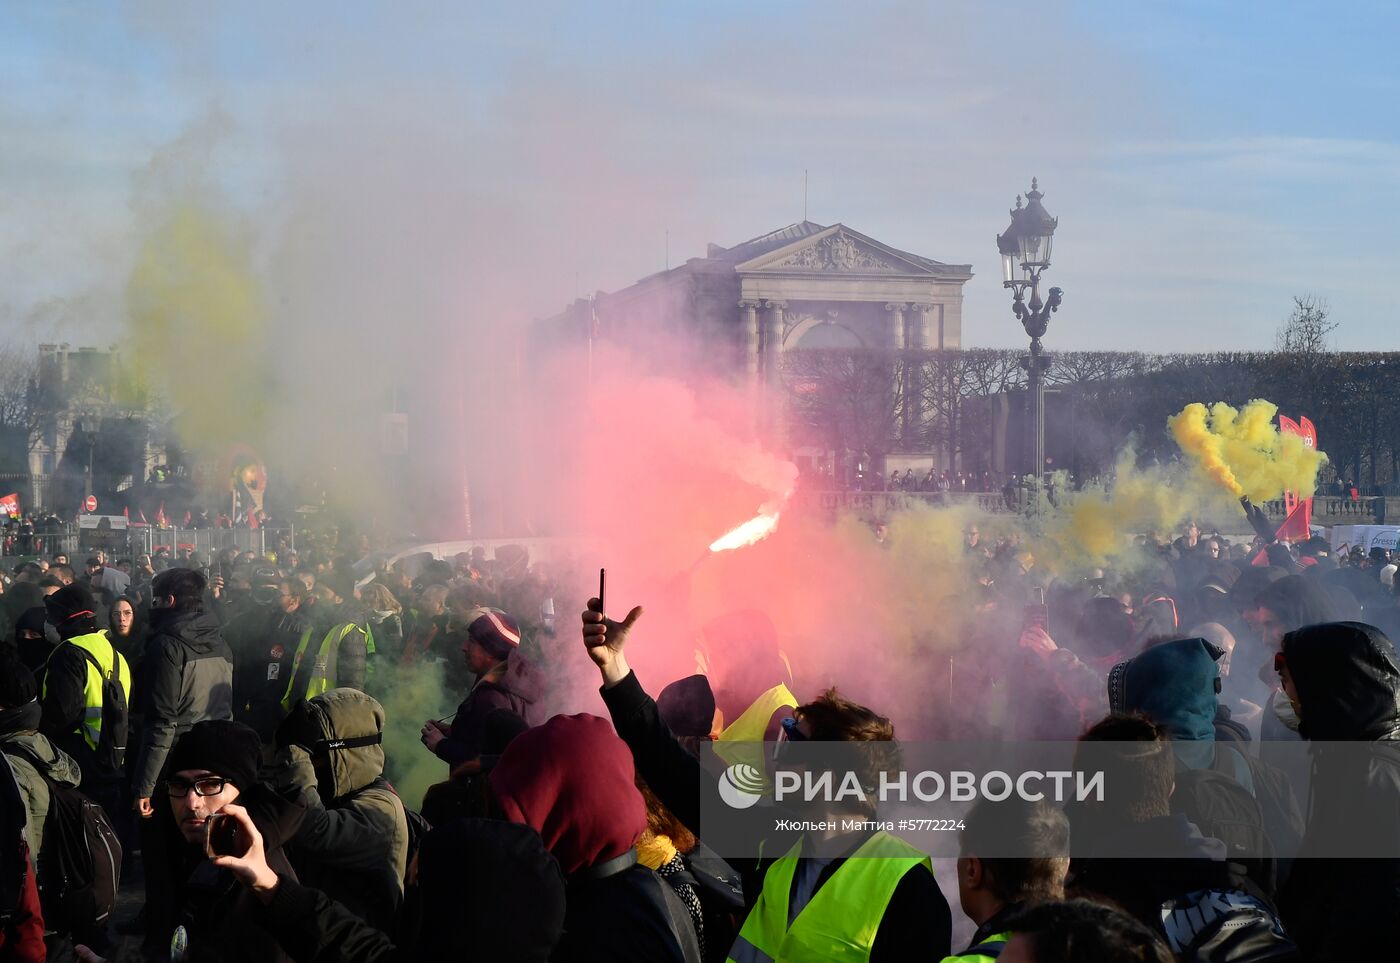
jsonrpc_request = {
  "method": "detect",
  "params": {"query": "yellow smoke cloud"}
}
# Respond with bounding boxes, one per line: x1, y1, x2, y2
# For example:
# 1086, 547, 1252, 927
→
125, 201, 271, 452
1039, 452, 1217, 567
1168, 400, 1328, 501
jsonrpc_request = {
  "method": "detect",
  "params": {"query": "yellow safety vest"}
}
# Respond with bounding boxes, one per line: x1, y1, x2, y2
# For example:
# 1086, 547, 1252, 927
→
280, 622, 374, 710
939, 932, 1011, 962
727, 832, 932, 963
44, 632, 130, 752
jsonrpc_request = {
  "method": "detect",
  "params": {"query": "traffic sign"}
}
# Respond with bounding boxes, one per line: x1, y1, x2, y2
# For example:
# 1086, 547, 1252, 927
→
84, 495, 98, 513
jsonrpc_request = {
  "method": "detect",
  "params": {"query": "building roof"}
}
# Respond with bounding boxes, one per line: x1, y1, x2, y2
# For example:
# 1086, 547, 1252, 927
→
709, 221, 830, 263
710, 221, 948, 270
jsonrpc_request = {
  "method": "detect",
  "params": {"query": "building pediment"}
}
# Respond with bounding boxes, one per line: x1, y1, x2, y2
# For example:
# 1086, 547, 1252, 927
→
736, 225, 949, 277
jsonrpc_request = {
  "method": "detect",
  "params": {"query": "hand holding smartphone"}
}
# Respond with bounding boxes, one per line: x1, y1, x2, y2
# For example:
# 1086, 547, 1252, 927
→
205, 812, 251, 859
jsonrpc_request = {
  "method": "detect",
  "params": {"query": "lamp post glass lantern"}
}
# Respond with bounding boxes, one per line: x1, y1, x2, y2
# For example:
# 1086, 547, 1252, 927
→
995, 178, 1063, 518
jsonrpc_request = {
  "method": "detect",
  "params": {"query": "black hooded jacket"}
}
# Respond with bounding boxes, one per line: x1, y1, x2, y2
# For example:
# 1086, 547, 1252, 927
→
1277, 621, 1400, 962
1068, 813, 1232, 930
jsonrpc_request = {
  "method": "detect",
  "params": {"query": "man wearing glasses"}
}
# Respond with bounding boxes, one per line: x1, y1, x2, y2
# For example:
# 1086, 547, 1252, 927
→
133, 720, 304, 963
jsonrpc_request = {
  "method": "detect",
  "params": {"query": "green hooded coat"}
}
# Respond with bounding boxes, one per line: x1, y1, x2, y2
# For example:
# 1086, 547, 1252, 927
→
269, 687, 409, 934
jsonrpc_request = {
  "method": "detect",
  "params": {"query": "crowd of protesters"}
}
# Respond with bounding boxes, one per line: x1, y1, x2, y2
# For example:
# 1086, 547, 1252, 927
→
0, 499, 1398, 962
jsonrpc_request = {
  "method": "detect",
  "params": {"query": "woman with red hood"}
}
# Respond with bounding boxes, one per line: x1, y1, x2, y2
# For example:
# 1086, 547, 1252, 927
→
489, 713, 704, 962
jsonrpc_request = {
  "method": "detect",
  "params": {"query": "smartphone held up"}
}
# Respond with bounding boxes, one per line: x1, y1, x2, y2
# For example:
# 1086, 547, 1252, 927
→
205, 812, 251, 860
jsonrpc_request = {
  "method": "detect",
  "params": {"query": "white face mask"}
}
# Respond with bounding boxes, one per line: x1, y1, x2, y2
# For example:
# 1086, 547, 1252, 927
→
1271, 689, 1302, 732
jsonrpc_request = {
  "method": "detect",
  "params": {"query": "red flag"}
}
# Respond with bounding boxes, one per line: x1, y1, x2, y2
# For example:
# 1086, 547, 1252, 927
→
182, 511, 192, 527
156, 502, 168, 528
122, 506, 130, 520
0, 492, 19, 519
1277, 413, 1318, 539
1274, 502, 1313, 543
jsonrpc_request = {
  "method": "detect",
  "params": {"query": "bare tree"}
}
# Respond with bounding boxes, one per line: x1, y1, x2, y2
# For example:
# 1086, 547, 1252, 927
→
916, 349, 1024, 471
0, 343, 40, 471
783, 348, 905, 468
1276, 295, 1337, 354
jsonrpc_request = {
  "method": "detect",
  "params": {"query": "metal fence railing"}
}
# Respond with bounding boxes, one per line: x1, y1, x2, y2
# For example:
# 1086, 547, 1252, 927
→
2, 524, 294, 564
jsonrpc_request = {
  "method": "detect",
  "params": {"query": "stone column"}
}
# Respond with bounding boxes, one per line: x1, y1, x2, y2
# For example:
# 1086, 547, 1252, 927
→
885, 302, 907, 350
760, 300, 786, 440
909, 305, 936, 446
763, 300, 786, 386
739, 300, 760, 380
911, 304, 935, 350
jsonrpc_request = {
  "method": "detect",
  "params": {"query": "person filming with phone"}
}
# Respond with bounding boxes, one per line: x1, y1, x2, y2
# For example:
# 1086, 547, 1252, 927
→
114, 719, 305, 963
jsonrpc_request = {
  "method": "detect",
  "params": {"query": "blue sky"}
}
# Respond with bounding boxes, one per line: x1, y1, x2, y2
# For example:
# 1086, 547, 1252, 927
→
3, 1, 1398, 352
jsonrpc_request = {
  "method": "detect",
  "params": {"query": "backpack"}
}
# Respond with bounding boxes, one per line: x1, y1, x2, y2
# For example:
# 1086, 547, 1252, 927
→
0, 743, 121, 936
1171, 756, 1276, 897
1160, 887, 1299, 962
402, 805, 431, 881
76, 646, 129, 772
1214, 705, 1252, 746
1225, 749, 1305, 874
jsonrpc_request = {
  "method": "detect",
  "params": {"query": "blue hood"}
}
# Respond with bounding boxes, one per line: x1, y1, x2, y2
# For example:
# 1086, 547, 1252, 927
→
1108, 637, 1223, 756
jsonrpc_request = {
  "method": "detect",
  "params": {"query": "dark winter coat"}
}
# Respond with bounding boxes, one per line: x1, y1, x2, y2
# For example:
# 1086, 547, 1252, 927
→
269, 688, 408, 933
1068, 812, 1231, 930
489, 713, 702, 963
434, 653, 543, 767
131, 609, 234, 799
1277, 621, 1400, 963
562, 861, 706, 963
255, 818, 567, 963
144, 784, 304, 963
227, 604, 311, 742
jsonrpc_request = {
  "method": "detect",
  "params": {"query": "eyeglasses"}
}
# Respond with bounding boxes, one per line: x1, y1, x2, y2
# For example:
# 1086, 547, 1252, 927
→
780, 716, 807, 742
165, 776, 228, 798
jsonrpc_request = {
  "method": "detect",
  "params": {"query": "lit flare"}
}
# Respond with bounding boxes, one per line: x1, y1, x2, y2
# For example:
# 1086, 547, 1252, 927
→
709, 492, 792, 553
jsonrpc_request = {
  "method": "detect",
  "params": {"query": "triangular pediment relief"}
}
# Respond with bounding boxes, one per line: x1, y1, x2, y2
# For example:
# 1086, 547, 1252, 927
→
737, 225, 938, 276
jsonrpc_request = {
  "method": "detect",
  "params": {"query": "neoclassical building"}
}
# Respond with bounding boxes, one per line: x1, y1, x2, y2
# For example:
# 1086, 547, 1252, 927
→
535, 220, 973, 471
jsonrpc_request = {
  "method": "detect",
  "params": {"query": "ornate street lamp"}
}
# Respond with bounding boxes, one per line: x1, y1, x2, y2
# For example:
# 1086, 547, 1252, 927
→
996, 178, 1063, 516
